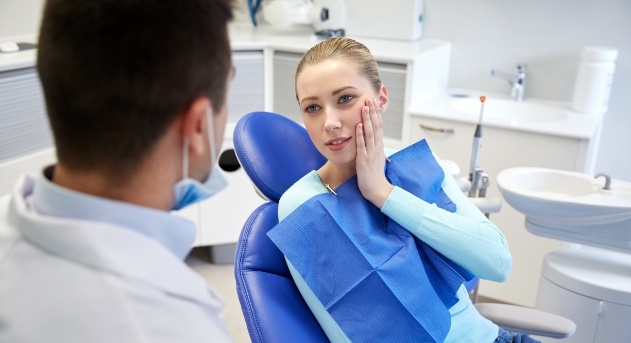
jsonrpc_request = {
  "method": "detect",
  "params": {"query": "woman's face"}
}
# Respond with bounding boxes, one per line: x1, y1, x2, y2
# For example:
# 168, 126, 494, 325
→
296, 58, 386, 167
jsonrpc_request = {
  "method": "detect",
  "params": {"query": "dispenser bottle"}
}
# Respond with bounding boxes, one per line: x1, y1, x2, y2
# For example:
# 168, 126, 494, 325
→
572, 46, 618, 114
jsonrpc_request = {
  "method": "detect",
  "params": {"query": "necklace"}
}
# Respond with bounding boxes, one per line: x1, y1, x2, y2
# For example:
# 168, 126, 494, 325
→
316, 157, 391, 196
317, 173, 337, 195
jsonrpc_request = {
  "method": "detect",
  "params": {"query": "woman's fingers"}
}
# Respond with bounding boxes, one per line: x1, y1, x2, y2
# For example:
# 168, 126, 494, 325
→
369, 98, 383, 149
356, 98, 393, 208
362, 103, 375, 150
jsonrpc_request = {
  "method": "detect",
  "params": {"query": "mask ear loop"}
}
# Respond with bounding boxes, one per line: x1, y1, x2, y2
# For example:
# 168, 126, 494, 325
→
182, 138, 189, 179
206, 106, 218, 172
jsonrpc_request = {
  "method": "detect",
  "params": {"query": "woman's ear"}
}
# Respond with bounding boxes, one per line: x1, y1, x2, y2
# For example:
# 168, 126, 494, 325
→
181, 97, 211, 156
378, 84, 389, 113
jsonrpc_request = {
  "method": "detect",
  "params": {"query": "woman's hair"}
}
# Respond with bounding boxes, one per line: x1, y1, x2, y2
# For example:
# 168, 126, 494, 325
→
295, 37, 382, 101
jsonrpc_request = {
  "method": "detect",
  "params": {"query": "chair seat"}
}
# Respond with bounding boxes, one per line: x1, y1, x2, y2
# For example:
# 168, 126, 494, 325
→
235, 202, 328, 341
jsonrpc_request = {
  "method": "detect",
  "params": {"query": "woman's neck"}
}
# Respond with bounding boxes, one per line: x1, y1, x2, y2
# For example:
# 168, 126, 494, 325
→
318, 161, 356, 190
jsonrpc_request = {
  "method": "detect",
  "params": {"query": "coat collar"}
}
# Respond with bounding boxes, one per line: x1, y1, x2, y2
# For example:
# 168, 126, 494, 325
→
8, 174, 224, 310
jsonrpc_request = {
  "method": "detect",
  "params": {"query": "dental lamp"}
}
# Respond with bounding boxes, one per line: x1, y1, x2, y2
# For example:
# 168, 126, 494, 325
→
262, 0, 346, 36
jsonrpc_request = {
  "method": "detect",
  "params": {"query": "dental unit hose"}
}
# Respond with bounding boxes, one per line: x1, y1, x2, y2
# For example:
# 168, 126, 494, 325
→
468, 96, 485, 197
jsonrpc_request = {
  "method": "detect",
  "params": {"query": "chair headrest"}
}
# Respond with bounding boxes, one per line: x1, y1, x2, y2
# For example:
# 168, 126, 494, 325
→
233, 112, 327, 203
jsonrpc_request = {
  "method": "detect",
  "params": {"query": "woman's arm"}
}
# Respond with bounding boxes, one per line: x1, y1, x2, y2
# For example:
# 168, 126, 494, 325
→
380, 162, 512, 282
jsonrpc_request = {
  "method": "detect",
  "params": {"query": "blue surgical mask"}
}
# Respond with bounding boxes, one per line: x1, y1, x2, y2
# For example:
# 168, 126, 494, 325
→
172, 107, 228, 211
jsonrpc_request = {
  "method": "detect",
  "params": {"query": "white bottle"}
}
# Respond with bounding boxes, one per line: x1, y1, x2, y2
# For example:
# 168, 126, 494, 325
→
572, 46, 618, 114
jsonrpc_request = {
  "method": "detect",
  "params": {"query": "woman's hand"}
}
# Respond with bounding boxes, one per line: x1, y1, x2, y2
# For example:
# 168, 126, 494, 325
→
355, 98, 394, 208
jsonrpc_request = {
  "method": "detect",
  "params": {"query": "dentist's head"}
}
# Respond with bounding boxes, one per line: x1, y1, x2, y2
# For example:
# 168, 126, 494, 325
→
36, 0, 235, 210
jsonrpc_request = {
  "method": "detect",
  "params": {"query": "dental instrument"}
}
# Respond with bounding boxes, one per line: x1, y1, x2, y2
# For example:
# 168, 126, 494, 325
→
468, 95, 485, 198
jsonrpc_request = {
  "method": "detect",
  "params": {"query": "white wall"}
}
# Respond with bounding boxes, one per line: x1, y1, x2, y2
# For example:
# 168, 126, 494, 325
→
0, 0, 45, 37
422, 0, 631, 181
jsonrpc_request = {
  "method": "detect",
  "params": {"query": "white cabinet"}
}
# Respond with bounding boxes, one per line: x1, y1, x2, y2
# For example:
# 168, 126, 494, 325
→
271, 51, 301, 123
535, 249, 631, 343
0, 67, 52, 163
227, 50, 265, 122
409, 115, 593, 307
0, 67, 54, 196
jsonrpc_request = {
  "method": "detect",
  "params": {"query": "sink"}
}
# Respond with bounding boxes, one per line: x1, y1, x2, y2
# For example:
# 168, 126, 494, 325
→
497, 167, 631, 253
449, 97, 567, 123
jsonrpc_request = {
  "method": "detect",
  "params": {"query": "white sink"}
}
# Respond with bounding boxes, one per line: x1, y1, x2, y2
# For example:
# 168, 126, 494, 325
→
497, 167, 631, 253
449, 97, 567, 123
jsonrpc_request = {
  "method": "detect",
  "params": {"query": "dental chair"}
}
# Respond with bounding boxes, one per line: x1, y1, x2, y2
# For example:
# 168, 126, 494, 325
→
233, 111, 576, 342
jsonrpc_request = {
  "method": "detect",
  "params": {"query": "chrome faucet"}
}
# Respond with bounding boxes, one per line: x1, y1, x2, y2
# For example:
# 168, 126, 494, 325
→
594, 172, 612, 190
490, 63, 527, 102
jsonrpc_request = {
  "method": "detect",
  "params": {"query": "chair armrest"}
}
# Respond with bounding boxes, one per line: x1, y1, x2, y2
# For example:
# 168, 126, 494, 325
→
455, 176, 471, 193
468, 197, 502, 214
474, 303, 576, 339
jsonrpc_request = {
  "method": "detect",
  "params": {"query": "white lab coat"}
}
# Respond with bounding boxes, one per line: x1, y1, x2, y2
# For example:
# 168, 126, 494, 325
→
0, 176, 232, 343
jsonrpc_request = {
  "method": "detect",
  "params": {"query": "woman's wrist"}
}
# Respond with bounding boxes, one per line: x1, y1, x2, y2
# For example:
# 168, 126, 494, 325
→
366, 182, 395, 209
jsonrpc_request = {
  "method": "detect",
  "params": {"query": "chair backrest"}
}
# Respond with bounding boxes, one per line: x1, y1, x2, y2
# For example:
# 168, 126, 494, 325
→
233, 111, 326, 202
232, 112, 328, 342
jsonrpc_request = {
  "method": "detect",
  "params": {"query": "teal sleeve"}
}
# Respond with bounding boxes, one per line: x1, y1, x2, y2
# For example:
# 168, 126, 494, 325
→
380, 162, 512, 282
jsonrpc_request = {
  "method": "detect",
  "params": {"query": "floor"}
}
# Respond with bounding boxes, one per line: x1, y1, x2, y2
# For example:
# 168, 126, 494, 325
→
186, 247, 250, 343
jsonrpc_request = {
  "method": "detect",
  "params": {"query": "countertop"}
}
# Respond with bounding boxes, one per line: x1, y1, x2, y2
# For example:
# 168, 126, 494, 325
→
0, 34, 37, 72
409, 89, 603, 140
0, 23, 449, 73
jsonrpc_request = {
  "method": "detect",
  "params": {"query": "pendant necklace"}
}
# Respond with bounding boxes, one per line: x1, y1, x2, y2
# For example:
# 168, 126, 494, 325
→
317, 173, 337, 195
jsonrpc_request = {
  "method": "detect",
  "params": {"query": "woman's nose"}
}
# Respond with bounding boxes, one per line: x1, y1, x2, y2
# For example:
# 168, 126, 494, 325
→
323, 108, 341, 132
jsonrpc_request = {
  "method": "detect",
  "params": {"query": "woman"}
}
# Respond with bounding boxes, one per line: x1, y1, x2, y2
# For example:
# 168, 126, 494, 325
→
274, 37, 537, 343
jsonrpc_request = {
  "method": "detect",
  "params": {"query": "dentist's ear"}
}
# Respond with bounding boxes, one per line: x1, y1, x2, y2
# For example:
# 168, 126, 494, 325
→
181, 97, 211, 156
378, 84, 389, 114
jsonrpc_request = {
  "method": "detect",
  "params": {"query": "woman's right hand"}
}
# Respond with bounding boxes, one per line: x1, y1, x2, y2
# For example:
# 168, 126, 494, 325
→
355, 98, 394, 208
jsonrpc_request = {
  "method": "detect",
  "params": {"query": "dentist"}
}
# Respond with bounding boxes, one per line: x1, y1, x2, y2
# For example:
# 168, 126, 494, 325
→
0, 0, 236, 342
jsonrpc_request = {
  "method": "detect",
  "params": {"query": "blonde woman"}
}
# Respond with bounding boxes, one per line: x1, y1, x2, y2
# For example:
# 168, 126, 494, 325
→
270, 37, 536, 343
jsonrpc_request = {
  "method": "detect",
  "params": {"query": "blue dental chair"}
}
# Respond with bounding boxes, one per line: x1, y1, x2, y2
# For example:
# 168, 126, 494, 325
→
233, 111, 576, 342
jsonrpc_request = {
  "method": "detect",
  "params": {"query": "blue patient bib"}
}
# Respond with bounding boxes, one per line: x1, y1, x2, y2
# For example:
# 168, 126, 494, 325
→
268, 139, 474, 343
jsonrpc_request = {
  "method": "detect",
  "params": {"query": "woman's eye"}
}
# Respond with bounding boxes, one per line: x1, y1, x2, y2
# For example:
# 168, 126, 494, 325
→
305, 105, 320, 113
339, 95, 353, 103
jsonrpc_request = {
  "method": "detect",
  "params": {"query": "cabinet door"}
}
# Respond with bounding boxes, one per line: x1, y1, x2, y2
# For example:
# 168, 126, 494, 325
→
228, 51, 265, 123
197, 144, 265, 247
0, 68, 52, 163
273, 52, 302, 123
377, 62, 406, 140
594, 301, 631, 342
535, 277, 599, 343
410, 115, 577, 307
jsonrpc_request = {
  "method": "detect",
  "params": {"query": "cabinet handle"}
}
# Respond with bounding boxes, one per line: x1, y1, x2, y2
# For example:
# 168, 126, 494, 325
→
419, 124, 455, 134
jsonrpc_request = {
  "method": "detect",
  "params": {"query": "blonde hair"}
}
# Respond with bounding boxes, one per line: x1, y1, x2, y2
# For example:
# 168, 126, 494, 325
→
295, 37, 382, 101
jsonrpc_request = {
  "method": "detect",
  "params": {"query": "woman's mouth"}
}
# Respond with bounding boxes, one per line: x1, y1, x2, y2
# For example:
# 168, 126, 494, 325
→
326, 137, 351, 152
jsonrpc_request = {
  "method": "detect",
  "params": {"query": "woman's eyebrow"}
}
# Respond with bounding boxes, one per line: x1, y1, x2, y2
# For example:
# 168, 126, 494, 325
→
332, 86, 357, 96
299, 95, 318, 105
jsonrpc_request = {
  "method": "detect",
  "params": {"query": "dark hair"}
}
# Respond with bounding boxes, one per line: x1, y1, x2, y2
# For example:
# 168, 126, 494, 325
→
295, 37, 381, 101
37, 0, 234, 182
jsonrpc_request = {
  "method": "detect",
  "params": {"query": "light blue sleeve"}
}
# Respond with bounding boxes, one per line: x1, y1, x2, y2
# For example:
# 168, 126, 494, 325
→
380, 159, 513, 282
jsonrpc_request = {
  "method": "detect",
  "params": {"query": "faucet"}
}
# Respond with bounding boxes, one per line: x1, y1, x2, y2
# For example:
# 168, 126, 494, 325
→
490, 63, 527, 102
594, 172, 612, 190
